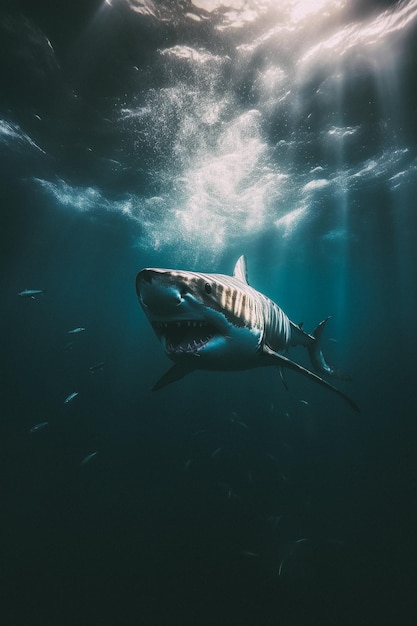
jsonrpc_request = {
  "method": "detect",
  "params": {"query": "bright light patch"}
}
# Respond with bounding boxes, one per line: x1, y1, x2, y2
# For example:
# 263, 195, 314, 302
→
160, 46, 224, 64
191, 0, 271, 29
322, 228, 357, 243
275, 207, 307, 237
169, 109, 289, 249
0, 119, 45, 153
191, 0, 343, 22
34, 179, 102, 212
328, 126, 359, 139
300, 0, 417, 68
290, 0, 344, 22
31, 0, 416, 263
192, 0, 260, 11
303, 179, 329, 192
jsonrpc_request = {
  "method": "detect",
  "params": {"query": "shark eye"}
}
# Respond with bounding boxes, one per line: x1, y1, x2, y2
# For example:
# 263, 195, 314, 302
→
205, 282, 212, 294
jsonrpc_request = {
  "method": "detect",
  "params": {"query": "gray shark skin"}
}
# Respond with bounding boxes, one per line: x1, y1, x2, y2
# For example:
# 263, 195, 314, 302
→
136, 256, 359, 412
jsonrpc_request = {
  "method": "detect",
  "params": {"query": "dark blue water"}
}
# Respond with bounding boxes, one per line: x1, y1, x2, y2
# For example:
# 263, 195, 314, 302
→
1, 1, 417, 624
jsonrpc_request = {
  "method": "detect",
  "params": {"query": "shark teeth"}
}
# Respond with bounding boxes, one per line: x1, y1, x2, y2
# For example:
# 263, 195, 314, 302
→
153, 320, 208, 329
166, 336, 212, 354
151, 320, 214, 355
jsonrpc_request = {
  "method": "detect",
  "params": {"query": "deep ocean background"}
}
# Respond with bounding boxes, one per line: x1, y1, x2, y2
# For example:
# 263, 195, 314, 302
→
1, 1, 417, 624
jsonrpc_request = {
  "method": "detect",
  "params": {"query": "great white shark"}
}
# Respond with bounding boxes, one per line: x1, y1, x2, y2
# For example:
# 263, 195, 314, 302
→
136, 256, 359, 412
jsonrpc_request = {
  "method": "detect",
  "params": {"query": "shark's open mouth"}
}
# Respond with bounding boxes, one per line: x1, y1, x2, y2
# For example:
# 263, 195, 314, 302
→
152, 320, 216, 354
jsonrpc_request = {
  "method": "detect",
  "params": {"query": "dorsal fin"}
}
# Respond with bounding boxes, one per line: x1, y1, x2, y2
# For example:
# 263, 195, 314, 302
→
233, 255, 249, 284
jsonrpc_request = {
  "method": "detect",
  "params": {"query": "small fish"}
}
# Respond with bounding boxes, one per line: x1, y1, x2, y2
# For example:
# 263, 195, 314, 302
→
240, 550, 259, 558
300, 400, 310, 406
89, 361, 105, 374
68, 327, 85, 334
80, 451, 97, 466
29, 421, 48, 433
219, 482, 239, 501
192, 429, 209, 437
329, 338, 338, 343
184, 459, 192, 471
230, 413, 248, 429
18, 289, 46, 299
64, 392, 78, 404
295, 538, 309, 544
278, 559, 285, 577
211, 447, 222, 458
64, 341, 74, 352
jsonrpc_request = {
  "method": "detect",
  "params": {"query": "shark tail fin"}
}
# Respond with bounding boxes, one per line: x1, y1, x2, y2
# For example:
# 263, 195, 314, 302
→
308, 317, 351, 380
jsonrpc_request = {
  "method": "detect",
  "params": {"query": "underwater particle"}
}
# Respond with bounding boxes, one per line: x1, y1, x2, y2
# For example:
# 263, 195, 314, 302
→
89, 361, 105, 374
192, 429, 209, 437
211, 447, 222, 458
240, 550, 260, 558
80, 451, 98, 466
64, 392, 79, 404
67, 327, 86, 334
29, 421, 48, 433
184, 459, 192, 471
18, 289, 46, 299
218, 482, 239, 501
278, 559, 285, 577
266, 453, 277, 461
295, 538, 309, 543
64, 341, 74, 352
267, 515, 283, 529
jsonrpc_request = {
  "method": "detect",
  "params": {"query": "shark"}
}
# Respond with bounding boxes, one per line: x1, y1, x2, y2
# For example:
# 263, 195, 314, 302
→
135, 255, 359, 412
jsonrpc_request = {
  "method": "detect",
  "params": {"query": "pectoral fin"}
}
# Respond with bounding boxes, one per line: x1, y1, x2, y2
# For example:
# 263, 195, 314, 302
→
262, 344, 359, 412
152, 364, 194, 391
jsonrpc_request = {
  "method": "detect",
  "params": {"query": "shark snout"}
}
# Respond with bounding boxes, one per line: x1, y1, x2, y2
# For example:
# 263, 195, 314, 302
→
139, 269, 155, 284
136, 269, 182, 315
